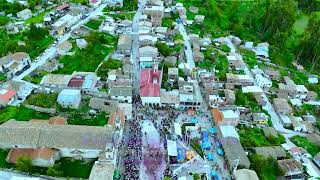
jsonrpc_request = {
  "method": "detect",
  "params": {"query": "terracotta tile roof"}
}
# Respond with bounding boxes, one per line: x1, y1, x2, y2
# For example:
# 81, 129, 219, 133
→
56, 3, 69, 10
140, 68, 161, 97
68, 76, 84, 87
211, 108, 223, 124
7, 147, 58, 164
108, 111, 125, 127
0, 89, 16, 101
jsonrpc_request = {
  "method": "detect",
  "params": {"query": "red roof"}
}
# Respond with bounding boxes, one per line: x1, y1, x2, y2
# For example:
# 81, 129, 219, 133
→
0, 89, 16, 102
56, 3, 69, 11
140, 68, 161, 97
68, 76, 84, 87
91, 0, 97, 3
291, 147, 300, 154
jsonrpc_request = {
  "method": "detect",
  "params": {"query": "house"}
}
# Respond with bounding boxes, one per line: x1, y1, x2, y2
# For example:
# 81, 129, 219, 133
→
278, 159, 303, 177
179, 81, 202, 110
56, 3, 70, 11
308, 75, 318, 84
6, 147, 60, 167
144, 3, 164, 26
225, 73, 253, 89
264, 69, 280, 81
306, 91, 318, 101
0, 120, 115, 160
154, 26, 168, 35
57, 89, 81, 109
211, 108, 240, 126
0, 52, 31, 78
224, 89, 236, 105
76, 39, 88, 49
41, 74, 73, 88
227, 54, 245, 69
194, 15, 205, 24
314, 152, 320, 168
273, 98, 292, 115
280, 115, 292, 127
57, 41, 72, 55
117, 34, 132, 55
53, 14, 80, 35
221, 137, 250, 169
89, 98, 118, 113
234, 169, 259, 180
302, 114, 317, 124
168, 68, 178, 81
106, 0, 123, 7
254, 42, 269, 62
208, 95, 226, 108
140, 57, 154, 69
140, 68, 162, 106
17, 9, 32, 20
160, 90, 179, 108
139, 46, 158, 58
89, 0, 102, 8
217, 125, 240, 140
262, 127, 278, 138
109, 86, 132, 103
255, 74, 272, 90
295, 85, 308, 100
251, 113, 269, 125
292, 62, 304, 71
307, 134, 320, 147
0, 89, 16, 106
290, 116, 314, 133
254, 146, 286, 160
139, 35, 157, 46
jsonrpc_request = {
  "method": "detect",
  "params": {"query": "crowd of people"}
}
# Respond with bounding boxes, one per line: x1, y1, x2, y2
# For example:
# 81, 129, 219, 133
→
123, 95, 143, 180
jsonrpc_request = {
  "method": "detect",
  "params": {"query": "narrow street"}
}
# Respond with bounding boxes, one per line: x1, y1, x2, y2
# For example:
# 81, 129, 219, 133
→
178, 23, 195, 69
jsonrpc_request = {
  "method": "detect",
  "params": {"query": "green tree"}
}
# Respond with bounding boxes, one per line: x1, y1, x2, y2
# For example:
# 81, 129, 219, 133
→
193, 173, 200, 180
16, 156, 32, 172
163, 177, 172, 180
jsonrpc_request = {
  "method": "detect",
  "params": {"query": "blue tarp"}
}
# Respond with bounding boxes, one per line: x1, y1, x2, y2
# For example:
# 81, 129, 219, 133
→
209, 128, 216, 134
202, 131, 209, 141
207, 153, 214, 161
216, 141, 221, 147
217, 148, 224, 155
201, 141, 212, 150
191, 118, 198, 124
211, 170, 219, 180
177, 148, 184, 161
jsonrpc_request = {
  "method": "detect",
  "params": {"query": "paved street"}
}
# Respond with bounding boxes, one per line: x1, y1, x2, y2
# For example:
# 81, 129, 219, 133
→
178, 23, 195, 69
12, 3, 108, 81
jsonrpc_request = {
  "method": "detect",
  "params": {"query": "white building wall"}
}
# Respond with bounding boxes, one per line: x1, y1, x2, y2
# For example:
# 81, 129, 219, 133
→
141, 96, 160, 105
59, 148, 101, 159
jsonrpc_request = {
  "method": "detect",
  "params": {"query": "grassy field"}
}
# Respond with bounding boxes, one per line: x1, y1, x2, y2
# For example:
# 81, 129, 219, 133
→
54, 33, 116, 74
22, 70, 48, 84
0, 106, 51, 124
52, 158, 95, 178
68, 112, 108, 126
85, 19, 103, 30
25, 92, 58, 108
291, 135, 320, 157
239, 125, 285, 147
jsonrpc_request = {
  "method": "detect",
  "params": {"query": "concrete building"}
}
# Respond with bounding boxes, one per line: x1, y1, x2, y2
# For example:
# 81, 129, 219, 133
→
211, 108, 240, 126
139, 46, 158, 58
57, 41, 72, 55
221, 137, 250, 169
227, 54, 245, 70
226, 73, 253, 89
57, 89, 81, 109
179, 81, 202, 110
0, 52, 31, 78
234, 169, 259, 180
117, 34, 132, 55
278, 159, 303, 177
17, 9, 32, 20
53, 14, 80, 35
140, 56, 154, 69
273, 98, 293, 115
255, 74, 272, 90
144, 3, 164, 26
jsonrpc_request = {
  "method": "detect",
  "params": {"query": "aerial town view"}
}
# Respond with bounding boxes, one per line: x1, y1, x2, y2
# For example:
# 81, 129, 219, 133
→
0, 0, 319, 180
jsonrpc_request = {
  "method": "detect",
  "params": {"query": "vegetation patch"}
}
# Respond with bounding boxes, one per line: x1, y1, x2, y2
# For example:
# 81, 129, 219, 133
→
85, 19, 103, 30
0, 106, 51, 124
249, 154, 283, 180
97, 58, 123, 79
25, 92, 58, 108
238, 125, 285, 147
54, 32, 117, 74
